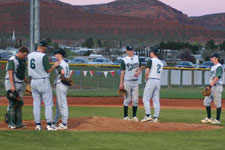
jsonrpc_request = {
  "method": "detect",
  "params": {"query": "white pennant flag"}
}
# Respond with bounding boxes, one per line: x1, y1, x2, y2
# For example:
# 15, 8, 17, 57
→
83, 71, 87, 77
104, 71, 108, 78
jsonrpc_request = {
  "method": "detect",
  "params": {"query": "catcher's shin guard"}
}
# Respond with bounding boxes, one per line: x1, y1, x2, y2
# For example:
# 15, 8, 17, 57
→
15, 100, 24, 126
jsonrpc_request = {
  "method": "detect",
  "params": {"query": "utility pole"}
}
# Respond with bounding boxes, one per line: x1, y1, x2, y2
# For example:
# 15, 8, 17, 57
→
30, 0, 40, 52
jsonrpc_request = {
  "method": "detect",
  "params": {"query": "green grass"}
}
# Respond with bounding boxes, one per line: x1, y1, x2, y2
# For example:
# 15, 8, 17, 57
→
66, 88, 225, 99
0, 106, 225, 150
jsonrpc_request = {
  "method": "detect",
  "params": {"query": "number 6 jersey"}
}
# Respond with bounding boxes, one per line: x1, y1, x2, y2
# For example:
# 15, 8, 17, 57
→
28, 51, 51, 79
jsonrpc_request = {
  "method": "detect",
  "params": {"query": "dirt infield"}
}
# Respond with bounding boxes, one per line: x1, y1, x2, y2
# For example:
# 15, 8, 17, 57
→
0, 96, 224, 132
0, 116, 222, 132
1, 96, 225, 109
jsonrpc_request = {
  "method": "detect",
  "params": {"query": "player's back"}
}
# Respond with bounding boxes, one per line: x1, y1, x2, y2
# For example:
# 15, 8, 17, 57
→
148, 58, 164, 79
28, 52, 49, 79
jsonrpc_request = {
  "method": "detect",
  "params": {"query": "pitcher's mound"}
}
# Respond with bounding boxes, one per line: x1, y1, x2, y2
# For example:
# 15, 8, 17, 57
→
0, 116, 222, 132
69, 116, 222, 132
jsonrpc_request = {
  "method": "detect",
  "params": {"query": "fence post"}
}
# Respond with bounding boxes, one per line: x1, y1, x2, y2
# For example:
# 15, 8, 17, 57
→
168, 69, 171, 88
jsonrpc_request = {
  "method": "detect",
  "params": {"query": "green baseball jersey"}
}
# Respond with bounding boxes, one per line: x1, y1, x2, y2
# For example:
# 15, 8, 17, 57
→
5, 56, 26, 82
54, 60, 70, 84
120, 55, 141, 80
146, 58, 164, 79
210, 63, 224, 85
28, 51, 51, 78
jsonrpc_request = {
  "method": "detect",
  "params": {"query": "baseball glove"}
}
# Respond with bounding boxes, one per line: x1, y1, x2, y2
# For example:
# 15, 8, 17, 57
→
25, 84, 32, 95
202, 86, 212, 96
61, 78, 74, 86
118, 89, 127, 97
6, 90, 20, 101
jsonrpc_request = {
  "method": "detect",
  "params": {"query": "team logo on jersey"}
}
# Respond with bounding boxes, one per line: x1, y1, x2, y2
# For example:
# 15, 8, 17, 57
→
126, 63, 138, 71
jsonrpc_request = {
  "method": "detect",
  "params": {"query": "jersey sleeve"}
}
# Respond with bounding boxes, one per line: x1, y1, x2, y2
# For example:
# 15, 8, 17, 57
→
138, 57, 141, 67
216, 66, 223, 78
120, 60, 126, 70
57, 65, 63, 74
42, 55, 51, 71
7, 60, 15, 71
146, 59, 152, 69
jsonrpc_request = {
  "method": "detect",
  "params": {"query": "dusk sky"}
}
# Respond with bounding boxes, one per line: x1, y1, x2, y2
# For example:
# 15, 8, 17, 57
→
59, 0, 225, 16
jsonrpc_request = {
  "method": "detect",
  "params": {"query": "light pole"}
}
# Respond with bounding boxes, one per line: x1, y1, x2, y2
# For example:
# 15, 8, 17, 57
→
30, 0, 40, 52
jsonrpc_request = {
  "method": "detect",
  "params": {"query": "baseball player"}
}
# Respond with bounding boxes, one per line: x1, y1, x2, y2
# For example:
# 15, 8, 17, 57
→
53, 49, 72, 130
141, 48, 164, 123
201, 53, 224, 124
28, 40, 60, 131
5, 47, 29, 129
119, 45, 142, 121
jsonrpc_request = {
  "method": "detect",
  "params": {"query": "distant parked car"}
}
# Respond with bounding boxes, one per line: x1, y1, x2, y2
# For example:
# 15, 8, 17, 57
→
49, 56, 69, 63
0, 52, 11, 60
199, 61, 213, 69
69, 58, 89, 64
175, 61, 194, 68
89, 58, 113, 65
139, 57, 151, 66
161, 60, 168, 67
113, 58, 123, 65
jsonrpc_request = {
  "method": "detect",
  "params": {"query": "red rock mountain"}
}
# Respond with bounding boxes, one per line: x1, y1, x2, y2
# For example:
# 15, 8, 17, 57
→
81, 0, 192, 24
192, 13, 225, 33
0, 0, 224, 42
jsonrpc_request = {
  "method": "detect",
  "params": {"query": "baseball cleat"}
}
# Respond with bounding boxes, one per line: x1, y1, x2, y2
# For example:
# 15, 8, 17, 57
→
46, 125, 57, 131
35, 125, 42, 131
131, 117, 139, 122
17, 124, 27, 129
201, 117, 213, 123
153, 118, 158, 123
141, 116, 153, 122
57, 123, 68, 130
8, 125, 16, 129
211, 119, 221, 124
123, 116, 130, 121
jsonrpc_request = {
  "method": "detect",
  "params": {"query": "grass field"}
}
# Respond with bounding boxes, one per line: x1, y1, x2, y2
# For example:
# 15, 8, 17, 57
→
0, 106, 224, 150
66, 88, 225, 99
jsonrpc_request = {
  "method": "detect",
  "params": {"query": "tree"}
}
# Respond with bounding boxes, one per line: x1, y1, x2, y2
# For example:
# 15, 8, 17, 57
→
205, 40, 217, 50
220, 40, 225, 50
82, 38, 94, 48
179, 49, 196, 64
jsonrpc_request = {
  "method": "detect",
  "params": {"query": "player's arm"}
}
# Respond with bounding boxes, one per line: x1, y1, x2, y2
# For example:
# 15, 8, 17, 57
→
145, 59, 152, 82
119, 60, 125, 89
135, 57, 142, 78
43, 55, 60, 73
210, 66, 223, 86
57, 66, 66, 80
69, 70, 74, 78
7, 60, 15, 92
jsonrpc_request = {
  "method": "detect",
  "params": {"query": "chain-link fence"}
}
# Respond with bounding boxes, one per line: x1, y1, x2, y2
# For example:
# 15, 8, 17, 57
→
0, 61, 221, 94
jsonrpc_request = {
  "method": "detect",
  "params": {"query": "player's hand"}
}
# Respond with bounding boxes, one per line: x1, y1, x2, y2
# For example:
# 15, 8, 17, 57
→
53, 61, 60, 68
119, 84, 124, 90
134, 69, 141, 78
11, 87, 16, 92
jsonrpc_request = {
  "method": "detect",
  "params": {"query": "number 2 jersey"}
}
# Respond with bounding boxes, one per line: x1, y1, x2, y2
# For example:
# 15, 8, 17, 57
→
28, 51, 51, 79
54, 60, 70, 84
146, 57, 164, 80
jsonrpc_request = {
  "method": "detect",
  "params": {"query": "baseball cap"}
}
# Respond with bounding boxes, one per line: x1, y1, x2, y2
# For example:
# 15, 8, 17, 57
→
150, 48, 160, 54
210, 53, 220, 59
39, 40, 48, 47
54, 49, 66, 57
126, 45, 134, 51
